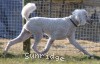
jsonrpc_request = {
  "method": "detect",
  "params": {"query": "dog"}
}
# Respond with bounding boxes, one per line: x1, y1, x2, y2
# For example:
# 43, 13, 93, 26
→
4, 3, 93, 57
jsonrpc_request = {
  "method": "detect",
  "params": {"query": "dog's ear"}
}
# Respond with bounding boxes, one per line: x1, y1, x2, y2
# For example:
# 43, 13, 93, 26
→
75, 15, 81, 22
72, 9, 81, 22
72, 10, 81, 25
72, 9, 87, 25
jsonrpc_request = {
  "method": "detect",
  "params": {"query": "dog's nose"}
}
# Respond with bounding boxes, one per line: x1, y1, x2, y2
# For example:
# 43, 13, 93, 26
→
87, 17, 93, 25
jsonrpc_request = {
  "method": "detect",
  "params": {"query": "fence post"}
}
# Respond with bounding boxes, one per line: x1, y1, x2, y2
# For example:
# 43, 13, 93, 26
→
22, 0, 31, 54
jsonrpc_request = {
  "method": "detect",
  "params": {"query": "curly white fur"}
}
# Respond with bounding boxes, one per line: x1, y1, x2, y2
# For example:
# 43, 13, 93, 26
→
21, 3, 36, 21
4, 3, 93, 57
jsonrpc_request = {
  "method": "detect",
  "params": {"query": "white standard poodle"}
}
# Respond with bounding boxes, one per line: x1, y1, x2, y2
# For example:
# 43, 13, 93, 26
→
4, 3, 93, 57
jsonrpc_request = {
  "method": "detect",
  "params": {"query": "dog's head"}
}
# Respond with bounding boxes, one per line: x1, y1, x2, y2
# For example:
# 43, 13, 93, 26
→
72, 9, 92, 26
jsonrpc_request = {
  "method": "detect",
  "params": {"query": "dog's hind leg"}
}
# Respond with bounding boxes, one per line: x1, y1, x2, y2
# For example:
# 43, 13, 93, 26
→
4, 28, 32, 55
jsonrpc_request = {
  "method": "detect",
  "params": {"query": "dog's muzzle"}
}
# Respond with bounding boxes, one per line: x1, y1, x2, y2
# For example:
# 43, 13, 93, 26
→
86, 17, 93, 25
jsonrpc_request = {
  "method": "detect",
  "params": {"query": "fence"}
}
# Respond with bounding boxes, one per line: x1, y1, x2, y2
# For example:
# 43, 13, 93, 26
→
0, 0, 22, 39
0, 0, 100, 55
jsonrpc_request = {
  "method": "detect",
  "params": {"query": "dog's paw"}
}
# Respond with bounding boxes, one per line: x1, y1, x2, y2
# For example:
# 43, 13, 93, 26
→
87, 54, 100, 59
91, 55, 100, 60
88, 56, 94, 59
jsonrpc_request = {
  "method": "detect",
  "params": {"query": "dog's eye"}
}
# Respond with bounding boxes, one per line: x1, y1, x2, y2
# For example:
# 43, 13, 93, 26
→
86, 15, 87, 17
85, 14, 88, 18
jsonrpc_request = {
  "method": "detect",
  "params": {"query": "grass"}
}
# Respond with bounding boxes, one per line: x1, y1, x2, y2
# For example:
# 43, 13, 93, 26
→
0, 38, 100, 64
0, 53, 100, 64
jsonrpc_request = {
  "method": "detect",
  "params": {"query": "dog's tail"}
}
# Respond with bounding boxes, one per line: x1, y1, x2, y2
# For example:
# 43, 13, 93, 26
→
21, 3, 36, 21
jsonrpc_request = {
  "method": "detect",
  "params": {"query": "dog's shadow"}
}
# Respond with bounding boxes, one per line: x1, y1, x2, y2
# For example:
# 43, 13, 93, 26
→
77, 55, 100, 61
0, 53, 25, 58
64, 55, 100, 61
89, 55, 100, 60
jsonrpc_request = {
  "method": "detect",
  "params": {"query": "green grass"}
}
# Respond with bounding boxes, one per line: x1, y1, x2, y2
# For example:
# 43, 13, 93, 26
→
0, 39, 100, 64
0, 52, 100, 64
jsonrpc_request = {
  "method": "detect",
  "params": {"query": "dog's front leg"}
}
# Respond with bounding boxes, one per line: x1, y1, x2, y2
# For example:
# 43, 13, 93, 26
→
68, 32, 93, 57
40, 38, 54, 54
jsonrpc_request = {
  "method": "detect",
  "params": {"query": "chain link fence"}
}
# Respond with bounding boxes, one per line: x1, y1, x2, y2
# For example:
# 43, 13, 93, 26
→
0, 0, 22, 39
